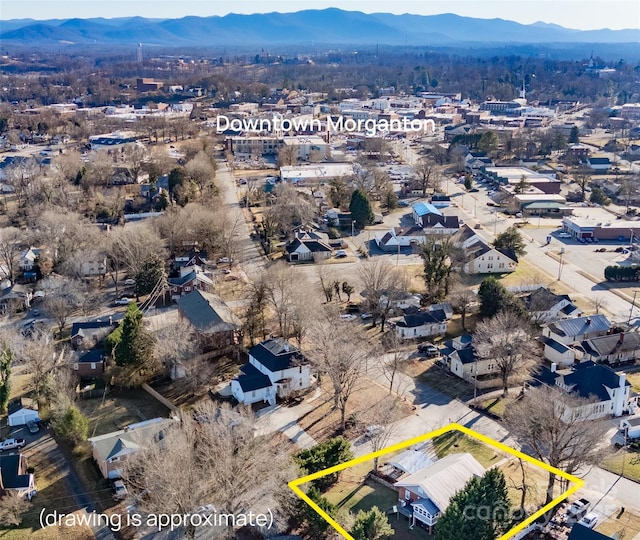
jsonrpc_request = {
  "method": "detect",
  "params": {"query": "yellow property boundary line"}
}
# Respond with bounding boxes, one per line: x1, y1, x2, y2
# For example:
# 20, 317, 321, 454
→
288, 423, 584, 540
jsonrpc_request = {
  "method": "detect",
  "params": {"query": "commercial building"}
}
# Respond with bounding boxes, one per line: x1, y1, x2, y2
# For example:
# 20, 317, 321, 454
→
562, 216, 640, 241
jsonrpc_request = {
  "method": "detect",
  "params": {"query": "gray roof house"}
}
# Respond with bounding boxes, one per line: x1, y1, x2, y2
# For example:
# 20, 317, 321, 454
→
543, 315, 611, 345
88, 418, 175, 479
395, 453, 484, 532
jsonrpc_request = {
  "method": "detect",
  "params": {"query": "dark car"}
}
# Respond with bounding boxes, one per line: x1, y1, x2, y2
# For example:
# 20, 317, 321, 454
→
27, 420, 39, 434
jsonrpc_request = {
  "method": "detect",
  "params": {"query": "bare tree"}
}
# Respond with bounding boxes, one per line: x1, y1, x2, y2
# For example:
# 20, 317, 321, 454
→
151, 316, 198, 380
413, 157, 441, 197
380, 331, 409, 395
362, 400, 404, 470
16, 333, 60, 399
0, 227, 24, 283
123, 143, 148, 183
121, 402, 294, 539
0, 493, 31, 526
41, 277, 85, 332
449, 287, 476, 331
308, 307, 372, 432
358, 259, 408, 331
84, 149, 114, 190
265, 261, 297, 338
473, 311, 537, 397
572, 167, 592, 202
110, 223, 166, 284
591, 296, 607, 315
505, 385, 609, 506
243, 272, 270, 346
184, 151, 217, 198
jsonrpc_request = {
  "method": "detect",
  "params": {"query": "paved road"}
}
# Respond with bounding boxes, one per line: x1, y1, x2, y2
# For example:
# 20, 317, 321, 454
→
215, 159, 266, 278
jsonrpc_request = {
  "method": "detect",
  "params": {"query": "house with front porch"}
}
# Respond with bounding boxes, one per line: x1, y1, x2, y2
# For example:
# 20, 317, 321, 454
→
285, 230, 332, 262
579, 332, 640, 365
395, 453, 484, 533
167, 266, 214, 301
231, 338, 312, 406
452, 225, 517, 274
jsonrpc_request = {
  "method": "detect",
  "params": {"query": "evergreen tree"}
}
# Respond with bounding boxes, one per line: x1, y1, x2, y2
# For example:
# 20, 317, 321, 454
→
52, 405, 89, 445
464, 173, 473, 191
349, 189, 374, 228
294, 437, 354, 490
114, 303, 156, 371
478, 276, 509, 318
0, 342, 11, 414
436, 469, 511, 540
568, 125, 580, 144
134, 255, 165, 298
477, 131, 499, 154
493, 225, 526, 257
350, 506, 394, 540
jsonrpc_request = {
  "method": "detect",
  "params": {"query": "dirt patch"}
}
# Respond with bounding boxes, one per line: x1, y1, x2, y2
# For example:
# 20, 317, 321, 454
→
297, 379, 413, 442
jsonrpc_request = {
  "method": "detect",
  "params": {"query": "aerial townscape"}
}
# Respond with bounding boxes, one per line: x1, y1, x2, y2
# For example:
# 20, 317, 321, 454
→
0, 4, 639, 540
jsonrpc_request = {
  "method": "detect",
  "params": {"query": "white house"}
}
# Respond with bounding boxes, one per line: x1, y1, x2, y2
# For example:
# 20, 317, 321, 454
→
391, 309, 447, 340
532, 361, 635, 419
80, 257, 107, 278
7, 399, 39, 427
521, 287, 581, 323
395, 453, 485, 533
452, 225, 517, 274
375, 227, 426, 252
619, 417, 640, 440
449, 346, 499, 380
539, 336, 576, 366
285, 231, 332, 262
231, 338, 312, 406
18, 247, 44, 272
542, 315, 611, 345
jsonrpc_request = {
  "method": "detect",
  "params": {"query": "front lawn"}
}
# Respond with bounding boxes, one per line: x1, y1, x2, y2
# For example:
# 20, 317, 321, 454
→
601, 448, 640, 483
432, 431, 502, 468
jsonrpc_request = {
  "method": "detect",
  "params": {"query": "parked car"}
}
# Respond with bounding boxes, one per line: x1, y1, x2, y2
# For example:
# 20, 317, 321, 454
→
218, 257, 231, 264
335, 250, 348, 258
568, 498, 590, 519
0, 438, 26, 451
124, 278, 135, 286
339, 314, 357, 321
364, 425, 385, 438
31, 309, 40, 317
515, 212, 523, 218
558, 232, 571, 238
577, 512, 598, 529
361, 313, 373, 320
27, 420, 39, 434
113, 480, 128, 500
114, 297, 132, 306
418, 343, 439, 357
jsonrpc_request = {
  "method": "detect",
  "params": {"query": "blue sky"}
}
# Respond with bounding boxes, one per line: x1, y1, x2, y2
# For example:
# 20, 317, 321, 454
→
1, 1, 639, 30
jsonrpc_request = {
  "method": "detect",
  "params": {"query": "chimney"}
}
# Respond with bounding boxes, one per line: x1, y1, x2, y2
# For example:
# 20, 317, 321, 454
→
620, 373, 627, 388
551, 362, 557, 373
284, 343, 289, 352
586, 317, 591, 325
109, 316, 113, 325
619, 332, 625, 344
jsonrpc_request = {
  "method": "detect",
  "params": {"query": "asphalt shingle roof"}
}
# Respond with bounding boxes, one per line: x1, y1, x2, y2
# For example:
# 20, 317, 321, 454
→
177, 290, 241, 334
396, 309, 447, 328
249, 338, 308, 373
539, 335, 571, 354
567, 524, 614, 539
0, 455, 31, 490
581, 332, 640, 357
236, 363, 272, 392
561, 363, 629, 401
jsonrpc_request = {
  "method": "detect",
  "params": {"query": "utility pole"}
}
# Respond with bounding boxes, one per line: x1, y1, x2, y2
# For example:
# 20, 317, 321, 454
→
627, 290, 638, 325
557, 248, 565, 281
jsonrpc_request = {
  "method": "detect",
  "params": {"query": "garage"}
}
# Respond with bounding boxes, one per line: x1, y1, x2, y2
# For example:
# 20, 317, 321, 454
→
7, 399, 40, 427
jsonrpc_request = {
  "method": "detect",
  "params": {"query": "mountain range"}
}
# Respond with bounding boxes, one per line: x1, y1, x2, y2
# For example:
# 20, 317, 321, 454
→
0, 8, 638, 47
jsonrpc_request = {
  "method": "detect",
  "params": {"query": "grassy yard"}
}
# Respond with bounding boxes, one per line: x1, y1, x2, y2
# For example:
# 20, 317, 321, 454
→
626, 372, 640, 394
76, 387, 170, 438
595, 507, 640, 539
432, 431, 503, 469
478, 397, 517, 418
601, 448, 640, 483
499, 458, 552, 512
411, 361, 473, 401
323, 467, 433, 540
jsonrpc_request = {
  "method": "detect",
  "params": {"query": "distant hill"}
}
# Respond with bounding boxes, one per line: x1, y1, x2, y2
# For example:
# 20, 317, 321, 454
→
1, 8, 638, 47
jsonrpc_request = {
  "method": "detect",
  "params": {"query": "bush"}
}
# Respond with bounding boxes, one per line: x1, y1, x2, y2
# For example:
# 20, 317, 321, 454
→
327, 227, 341, 239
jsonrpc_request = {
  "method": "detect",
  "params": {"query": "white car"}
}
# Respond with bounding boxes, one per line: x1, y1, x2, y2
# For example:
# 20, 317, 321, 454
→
218, 257, 231, 264
115, 297, 132, 306
124, 278, 135, 286
558, 232, 571, 238
113, 480, 128, 500
577, 512, 598, 529
340, 314, 357, 321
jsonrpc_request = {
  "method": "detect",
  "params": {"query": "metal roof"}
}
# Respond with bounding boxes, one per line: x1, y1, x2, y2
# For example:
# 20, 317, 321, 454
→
412, 202, 442, 217
547, 315, 610, 338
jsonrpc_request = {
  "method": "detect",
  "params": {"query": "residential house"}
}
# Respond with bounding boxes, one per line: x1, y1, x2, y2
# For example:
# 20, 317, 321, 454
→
71, 349, 107, 379
391, 309, 447, 340
452, 225, 517, 274
173, 248, 209, 272
0, 283, 31, 314
88, 418, 175, 479
231, 338, 312, 406
167, 267, 215, 302
539, 336, 576, 367
7, 399, 39, 427
428, 303, 454, 320
285, 230, 333, 262
567, 524, 614, 540
177, 289, 242, 352
430, 194, 451, 208
439, 335, 500, 381
542, 315, 611, 345
464, 152, 494, 172
375, 227, 426, 252
80, 256, 107, 278
521, 287, 581, 323
395, 453, 484, 533
579, 332, 640, 365
70, 320, 115, 350
18, 247, 44, 272
0, 454, 36, 499
531, 361, 635, 419
587, 156, 611, 171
